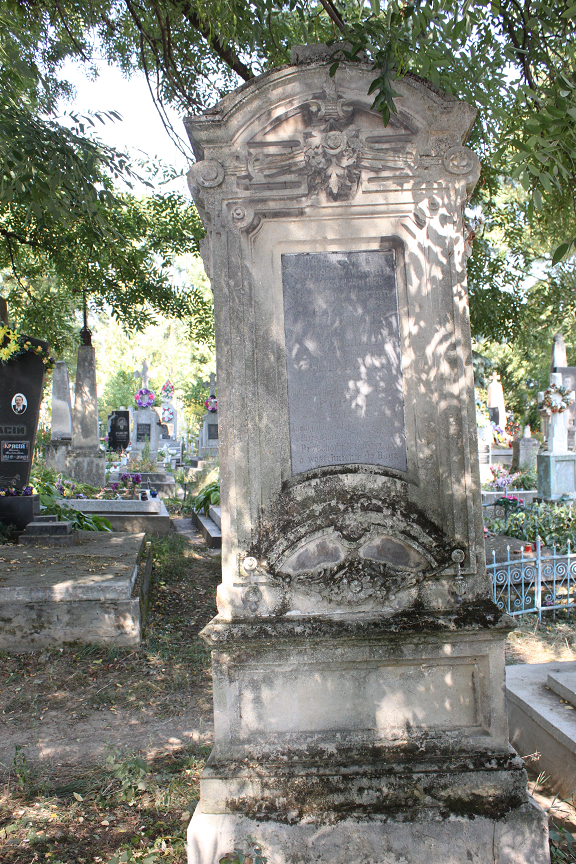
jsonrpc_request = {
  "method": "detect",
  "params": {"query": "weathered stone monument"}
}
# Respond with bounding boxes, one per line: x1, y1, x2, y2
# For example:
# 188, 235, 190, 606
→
132, 360, 161, 459
46, 360, 73, 473
511, 425, 539, 474
487, 371, 507, 429
537, 372, 576, 500
185, 47, 549, 864
66, 340, 106, 487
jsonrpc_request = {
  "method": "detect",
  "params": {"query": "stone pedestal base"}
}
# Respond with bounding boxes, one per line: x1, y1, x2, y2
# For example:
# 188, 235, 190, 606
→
189, 613, 550, 864
46, 440, 71, 473
66, 450, 106, 487
537, 451, 576, 500
511, 438, 540, 473
187, 799, 549, 864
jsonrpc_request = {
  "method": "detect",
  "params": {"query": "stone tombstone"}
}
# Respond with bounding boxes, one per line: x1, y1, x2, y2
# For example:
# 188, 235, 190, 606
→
198, 373, 218, 459
0, 337, 48, 489
511, 435, 539, 474
185, 48, 549, 864
50, 361, 73, 441
552, 367, 576, 449
487, 371, 506, 429
108, 410, 130, 451
45, 360, 73, 473
537, 372, 576, 500
131, 408, 161, 459
66, 345, 106, 487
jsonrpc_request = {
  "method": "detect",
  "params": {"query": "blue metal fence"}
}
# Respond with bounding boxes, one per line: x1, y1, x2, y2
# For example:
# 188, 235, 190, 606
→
487, 538, 576, 619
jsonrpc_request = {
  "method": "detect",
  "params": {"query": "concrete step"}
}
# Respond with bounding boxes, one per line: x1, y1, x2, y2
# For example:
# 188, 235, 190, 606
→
208, 505, 221, 529
547, 670, 576, 708
24, 520, 73, 535
192, 510, 222, 548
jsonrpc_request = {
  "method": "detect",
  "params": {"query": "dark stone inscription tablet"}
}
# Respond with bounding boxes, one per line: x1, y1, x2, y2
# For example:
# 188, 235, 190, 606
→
208, 423, 219, 440
137, 423, 151, 442
282, 250, 407, 474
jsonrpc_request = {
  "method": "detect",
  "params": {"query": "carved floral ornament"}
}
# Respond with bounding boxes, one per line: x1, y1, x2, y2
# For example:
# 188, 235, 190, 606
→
240, 529, 466, 611
188, 76, 479, 211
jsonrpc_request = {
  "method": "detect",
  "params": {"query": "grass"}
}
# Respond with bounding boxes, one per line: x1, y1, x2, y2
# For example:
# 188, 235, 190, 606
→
0, 532, 220, 864
507, 613, 576, 665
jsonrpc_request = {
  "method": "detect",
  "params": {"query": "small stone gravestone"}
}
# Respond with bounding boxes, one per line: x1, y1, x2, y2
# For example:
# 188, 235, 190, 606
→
511, 426, 539, 474
46, 360, 73, 473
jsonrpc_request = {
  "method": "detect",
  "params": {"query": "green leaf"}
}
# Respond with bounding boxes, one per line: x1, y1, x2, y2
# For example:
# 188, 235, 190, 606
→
552, 242, 571, 265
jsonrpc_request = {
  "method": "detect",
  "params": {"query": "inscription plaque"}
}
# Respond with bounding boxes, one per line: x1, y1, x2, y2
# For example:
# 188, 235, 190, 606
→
208, 423, 219, 440
108, 410, 130, 451
137, 423, 151, 442
1, 441, 30, 462
282, 250, 407, 474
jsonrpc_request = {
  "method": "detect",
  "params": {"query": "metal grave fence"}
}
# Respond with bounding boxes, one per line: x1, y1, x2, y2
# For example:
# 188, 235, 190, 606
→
487, 538, 576, 619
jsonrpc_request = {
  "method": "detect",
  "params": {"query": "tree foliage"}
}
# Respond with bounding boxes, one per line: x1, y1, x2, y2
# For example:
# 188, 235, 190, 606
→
2, 0, 576, 344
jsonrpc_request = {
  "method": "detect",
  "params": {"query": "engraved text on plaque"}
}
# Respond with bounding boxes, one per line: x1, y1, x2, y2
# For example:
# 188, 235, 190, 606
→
282, 250, 407, 474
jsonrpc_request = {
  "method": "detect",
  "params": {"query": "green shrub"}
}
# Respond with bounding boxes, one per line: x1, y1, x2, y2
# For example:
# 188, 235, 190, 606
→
502, 502, 576, 551
192, 481, 220, 516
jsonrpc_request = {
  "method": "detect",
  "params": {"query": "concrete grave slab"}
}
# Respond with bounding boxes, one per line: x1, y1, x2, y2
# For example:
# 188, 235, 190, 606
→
64, 498, 171, 534
507, 661, 576, 799
0, 531, 151, 649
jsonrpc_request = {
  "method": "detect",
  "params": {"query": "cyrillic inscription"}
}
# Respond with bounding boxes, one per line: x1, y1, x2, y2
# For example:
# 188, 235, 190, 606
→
282, 250, 407, 474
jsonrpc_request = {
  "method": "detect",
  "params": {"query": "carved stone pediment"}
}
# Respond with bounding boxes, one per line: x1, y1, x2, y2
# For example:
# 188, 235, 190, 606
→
236, 76, 419, 200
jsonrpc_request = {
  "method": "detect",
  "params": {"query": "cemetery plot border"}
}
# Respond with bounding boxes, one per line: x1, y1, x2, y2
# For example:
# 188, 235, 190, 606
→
488, 538, 576, 619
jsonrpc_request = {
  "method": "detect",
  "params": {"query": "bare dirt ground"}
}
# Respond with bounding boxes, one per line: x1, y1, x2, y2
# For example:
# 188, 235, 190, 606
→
0, 523, 219, 864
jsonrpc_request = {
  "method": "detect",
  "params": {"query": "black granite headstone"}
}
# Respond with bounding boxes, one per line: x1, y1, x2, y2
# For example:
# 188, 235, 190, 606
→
0, 337, 48, 489
108, 410, 130, 451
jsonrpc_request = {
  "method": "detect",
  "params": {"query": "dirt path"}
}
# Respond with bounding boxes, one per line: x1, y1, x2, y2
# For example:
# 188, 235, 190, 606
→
0, 522, 217, 780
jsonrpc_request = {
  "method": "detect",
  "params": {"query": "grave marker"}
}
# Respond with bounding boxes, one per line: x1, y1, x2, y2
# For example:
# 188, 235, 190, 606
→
108, 410, 130, 451
185, 47, 549, 864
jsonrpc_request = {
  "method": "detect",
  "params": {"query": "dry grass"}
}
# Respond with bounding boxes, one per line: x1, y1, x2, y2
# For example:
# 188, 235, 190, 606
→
507, 613, 576, 665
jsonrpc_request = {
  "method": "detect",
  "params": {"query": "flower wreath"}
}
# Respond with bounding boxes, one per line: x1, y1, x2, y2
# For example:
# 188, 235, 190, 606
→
204, 396, 217, 412
135, 387, 155, 408
160, 380, 174, 400
538, 383, 575, 414
161, 405, 175, 423
0, 326, 55, 372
